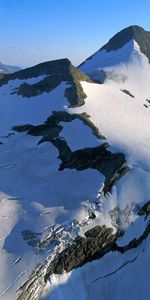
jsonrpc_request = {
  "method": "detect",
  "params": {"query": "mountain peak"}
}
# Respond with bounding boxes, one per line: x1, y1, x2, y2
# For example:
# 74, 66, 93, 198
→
79, 25, 150, 82
99, 25, 150, 63
100, 25, 148, 52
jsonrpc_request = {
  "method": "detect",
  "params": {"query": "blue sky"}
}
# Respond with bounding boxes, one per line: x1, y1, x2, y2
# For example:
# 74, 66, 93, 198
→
0, 0, 150, 67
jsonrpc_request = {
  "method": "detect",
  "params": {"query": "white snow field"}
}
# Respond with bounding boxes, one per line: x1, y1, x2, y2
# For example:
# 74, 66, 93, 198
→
0, 132, 102, 299
0, 79, 69, 134
0, 34, 150, 300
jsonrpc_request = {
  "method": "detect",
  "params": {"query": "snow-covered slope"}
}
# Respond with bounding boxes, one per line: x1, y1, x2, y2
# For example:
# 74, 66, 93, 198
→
0, 26, 150, 300
0, 60, 106, 300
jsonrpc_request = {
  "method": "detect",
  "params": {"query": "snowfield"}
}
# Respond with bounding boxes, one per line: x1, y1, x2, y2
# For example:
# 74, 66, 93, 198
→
78, 41, 150, 167
0, 130, 103, 299
0, 80, 69, 135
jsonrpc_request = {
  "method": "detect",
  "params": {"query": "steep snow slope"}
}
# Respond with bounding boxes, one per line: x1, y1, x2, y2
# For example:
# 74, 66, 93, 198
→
79, 40, 150, 166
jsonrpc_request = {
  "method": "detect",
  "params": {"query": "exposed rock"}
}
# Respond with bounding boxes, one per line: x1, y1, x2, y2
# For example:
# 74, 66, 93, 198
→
121, 89, 134, 98
56, 140, 128, 194
45, 225, 121, 279
17, 209, 150, 300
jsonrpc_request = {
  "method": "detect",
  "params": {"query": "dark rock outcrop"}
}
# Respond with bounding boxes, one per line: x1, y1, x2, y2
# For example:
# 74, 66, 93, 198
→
12, 110, 104, 140
45, 225, 121, 280
121, 89, 134, 98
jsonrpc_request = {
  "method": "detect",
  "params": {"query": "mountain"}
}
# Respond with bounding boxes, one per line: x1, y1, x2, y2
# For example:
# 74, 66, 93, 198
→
0, 58, 91, 106
0, 61, 21, 74
80, 25, 150, 60
79, 25, 150, 83
0, 26, 150, 300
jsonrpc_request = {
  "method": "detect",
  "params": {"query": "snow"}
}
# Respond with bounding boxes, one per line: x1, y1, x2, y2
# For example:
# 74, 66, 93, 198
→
5, 75, 48, 89
42, 236, 149, 300
59, 119, 101, 151
0, 132, 103, 299
72, 83, 150, 170
21, 75, 48, 85
80, 40, 150, 101
0, 76, 107, 299
0, 81, 69, 135
116, 216, 147, 247
69, 38, 150, 240
0, 37, 150, 299
80, 39, 135, 74
41, 39, 150, 300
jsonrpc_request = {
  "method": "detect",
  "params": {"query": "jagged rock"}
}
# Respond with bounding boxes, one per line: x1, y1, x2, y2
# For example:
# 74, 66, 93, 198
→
121, 89, 134, 98
45, 225, 120, 280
